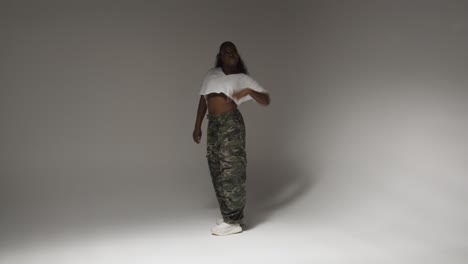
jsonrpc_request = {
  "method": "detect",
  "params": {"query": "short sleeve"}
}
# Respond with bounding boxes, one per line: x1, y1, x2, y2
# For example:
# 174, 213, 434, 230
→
199, 69, 212, 95
241, 75, 268, 93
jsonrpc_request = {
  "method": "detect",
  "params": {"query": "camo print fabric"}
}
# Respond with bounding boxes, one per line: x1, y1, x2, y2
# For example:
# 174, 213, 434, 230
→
206, 108, 247, 224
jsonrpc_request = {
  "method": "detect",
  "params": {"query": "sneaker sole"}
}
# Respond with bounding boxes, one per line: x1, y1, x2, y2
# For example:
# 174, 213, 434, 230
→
211, 228, 243, 236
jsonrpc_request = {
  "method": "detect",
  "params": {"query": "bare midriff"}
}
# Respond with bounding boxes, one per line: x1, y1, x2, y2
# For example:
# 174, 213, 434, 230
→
206, 92, 238, 115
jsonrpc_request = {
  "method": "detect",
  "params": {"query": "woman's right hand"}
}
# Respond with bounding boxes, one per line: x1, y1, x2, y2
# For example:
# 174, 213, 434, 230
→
193, 128, 202, 144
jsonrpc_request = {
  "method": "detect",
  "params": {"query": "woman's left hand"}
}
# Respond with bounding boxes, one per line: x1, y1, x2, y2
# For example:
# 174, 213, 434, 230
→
231, 88, 251, 101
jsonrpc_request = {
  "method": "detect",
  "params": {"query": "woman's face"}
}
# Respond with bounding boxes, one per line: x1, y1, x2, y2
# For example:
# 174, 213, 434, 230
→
220, 44, 240, 66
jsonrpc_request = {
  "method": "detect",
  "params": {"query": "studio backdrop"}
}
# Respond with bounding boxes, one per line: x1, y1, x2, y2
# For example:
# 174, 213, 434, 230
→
0, 0, 466, 262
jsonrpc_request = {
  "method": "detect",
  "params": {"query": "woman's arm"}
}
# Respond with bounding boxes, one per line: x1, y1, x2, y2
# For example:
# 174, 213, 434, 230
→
232, 88, 270, 106
248, 89, 270, 106
193, 95, 207, 144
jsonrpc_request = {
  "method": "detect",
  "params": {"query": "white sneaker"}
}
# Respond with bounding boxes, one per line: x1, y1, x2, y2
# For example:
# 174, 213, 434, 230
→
216, 218, 246, 226
211, 222, 243, 236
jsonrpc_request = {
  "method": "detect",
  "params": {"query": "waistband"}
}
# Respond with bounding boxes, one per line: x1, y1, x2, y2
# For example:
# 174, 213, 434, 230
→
206, 108, 241, 121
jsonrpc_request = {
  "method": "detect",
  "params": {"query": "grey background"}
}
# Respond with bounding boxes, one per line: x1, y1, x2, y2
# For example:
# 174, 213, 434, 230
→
1, 0, 467, 262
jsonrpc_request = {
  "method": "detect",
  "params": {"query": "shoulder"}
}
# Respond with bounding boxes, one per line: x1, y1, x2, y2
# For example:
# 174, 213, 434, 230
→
209, 67, 223, 74
203, 67, 222, 78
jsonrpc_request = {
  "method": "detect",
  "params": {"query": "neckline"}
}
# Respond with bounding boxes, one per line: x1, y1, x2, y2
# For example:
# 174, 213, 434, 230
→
218, 67, 242, 76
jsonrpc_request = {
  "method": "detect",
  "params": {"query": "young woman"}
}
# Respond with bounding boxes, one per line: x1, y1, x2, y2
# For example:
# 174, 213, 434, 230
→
193, 41, 270, 236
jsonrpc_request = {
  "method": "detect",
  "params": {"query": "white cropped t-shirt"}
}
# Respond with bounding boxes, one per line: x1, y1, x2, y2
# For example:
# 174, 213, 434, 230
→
199, 67, 268, 105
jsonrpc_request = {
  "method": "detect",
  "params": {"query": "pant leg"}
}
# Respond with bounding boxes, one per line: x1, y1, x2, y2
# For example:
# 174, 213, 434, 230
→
206, 119, 223, 201
217, 112, 247, 224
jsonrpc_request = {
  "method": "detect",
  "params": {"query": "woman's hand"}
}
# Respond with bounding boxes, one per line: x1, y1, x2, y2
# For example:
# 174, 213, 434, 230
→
193, 127, 202, 144
231, 88, 251, 101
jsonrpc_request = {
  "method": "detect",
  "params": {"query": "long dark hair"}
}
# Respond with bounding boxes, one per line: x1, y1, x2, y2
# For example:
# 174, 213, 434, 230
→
215, 41, 249, 75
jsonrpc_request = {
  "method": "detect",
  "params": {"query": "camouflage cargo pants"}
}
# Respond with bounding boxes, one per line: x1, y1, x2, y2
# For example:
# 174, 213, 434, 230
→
206, 108, 247, 224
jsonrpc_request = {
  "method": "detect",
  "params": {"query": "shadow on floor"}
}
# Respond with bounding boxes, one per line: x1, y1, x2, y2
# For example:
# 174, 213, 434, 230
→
243, 156, 317, 230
